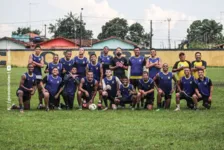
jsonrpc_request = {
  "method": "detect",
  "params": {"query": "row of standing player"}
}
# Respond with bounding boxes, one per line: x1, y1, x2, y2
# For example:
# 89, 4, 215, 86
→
13, 46, 213, 112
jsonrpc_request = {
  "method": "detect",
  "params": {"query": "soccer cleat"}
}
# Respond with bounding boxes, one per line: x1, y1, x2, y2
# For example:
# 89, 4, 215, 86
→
102, 107, 108, 111
174, 107, 180, 111
46, 107, 49, 112
19, 109, 24, 113
37, 104, 43, 110
131, 107, 135, 111
156, 109, 160, 111
78, 106, 82, 110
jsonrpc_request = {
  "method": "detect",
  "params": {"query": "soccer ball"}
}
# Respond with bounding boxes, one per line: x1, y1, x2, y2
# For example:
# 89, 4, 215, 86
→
89, 104, 97, 110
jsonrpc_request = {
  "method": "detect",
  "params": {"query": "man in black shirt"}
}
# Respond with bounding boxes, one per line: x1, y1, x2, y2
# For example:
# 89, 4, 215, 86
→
110, 47, 128, 81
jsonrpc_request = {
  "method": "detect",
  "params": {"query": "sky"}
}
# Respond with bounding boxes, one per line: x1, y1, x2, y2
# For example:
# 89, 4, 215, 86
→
0, 0, 224, 48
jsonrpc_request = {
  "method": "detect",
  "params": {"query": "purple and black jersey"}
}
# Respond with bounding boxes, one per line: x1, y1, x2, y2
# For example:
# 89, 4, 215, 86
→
47, 62, 63, 76
158, 72, 173, 95
119, 84, 134, 99
98, 55, 113, 77
103, 76, 118, 97
44, 75, 63, 96
18, 72, 36, 92
32, 54, 42, 79
87, 62, 101, 81
180, 76, 195, 96
129, 56, 145, 78
73, 56, 88, 79
63, 74, 79, 96
148, 57, 161, 79
82, 77, 96, 94
195, 77, 212, 97
59, 58, 74, 74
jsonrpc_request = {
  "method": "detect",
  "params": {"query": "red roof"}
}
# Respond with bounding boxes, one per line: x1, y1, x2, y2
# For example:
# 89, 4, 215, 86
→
0, 37, 29, 47
93, 36, 139, 47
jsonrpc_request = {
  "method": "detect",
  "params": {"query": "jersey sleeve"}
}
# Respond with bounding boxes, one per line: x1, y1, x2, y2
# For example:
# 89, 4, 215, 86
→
42, 76, 48, 84
98, 56, 102, 63
128, 58, 132, 66
111, 58, 115, 66
150, 80, 154, 89
191, 61, 196, 68
173, 61, 179, 69
202, 60, 207, 69
208, 79, 213, 86
142, 57, 146, 66
124, 57, 128, 66
138, 80, 142, 90
186, 61, 191, 69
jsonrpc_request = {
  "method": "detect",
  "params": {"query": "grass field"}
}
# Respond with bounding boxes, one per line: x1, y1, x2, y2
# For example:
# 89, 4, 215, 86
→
0, 67, 224, 150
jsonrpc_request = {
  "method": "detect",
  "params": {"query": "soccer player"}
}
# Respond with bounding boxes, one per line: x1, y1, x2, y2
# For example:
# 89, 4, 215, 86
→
77, 71, 98, 110
86, 54, 103, 107
146, 49, 162, 79
110, 47, 128, 80
129, 47, 146, 89
175, 68, 198, 111
191, 52, 207, 79
40, 67, 63, 111
154, 63, 177, 109
12, 63, 36, 113
102, 69, 121, 110
59, 50, 74, 76
28, 45, 44, 109
115, 76, 137, 110
98, 46, 113, 77
172, 52, 191, 81
194, 69, 213, 109
62, 67, 79, 109
137, 71, 155, 110
73, 48, 89, 81
44, 54, 63, 76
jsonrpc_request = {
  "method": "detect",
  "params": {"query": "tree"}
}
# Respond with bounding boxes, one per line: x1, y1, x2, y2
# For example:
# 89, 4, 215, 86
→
187, 19, 223, 48
126, 22, 144, 44
97, 18, 129, 40
12, 27, 41, 35
48, 12, 93, 39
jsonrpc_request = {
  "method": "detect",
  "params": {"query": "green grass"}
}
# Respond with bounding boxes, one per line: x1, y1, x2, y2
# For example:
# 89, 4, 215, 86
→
0, 68, 224, 150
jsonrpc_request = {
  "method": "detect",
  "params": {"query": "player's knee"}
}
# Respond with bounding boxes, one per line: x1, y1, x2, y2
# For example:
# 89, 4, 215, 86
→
192, 94, 197, 100
158, 91, 163, 96
18, 91, 24, 97
176, 93, 180, 98
44, 92, 49, 98
102, 91, 108, 96
77, 91, 82, 96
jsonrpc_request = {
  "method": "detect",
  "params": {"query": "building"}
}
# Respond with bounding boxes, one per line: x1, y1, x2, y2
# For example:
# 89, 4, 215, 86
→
39, 37, 79, 49
91, 36, 139, 49
0, 37, 30, 49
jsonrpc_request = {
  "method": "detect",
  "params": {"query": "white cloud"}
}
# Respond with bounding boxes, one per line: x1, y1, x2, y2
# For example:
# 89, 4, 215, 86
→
143, 4, 196, 48
48, 0, 124, 38
0, 24, 15, 38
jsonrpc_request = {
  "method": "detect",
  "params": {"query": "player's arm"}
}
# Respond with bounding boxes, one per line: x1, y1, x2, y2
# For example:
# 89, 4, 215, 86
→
39, 76, 48, 93
86, 64, 89, 76
209, 79, 213, 100
32, 56, 44, 68
102, 79, 107, 91
28, 54, 33, 64
19, 75, 32, 92
100, 64, 103, 85
78, 78, 88, 94
191, 61, 197, 72
146, 59, 156, 69
122, 58, 128, 70
44, 63, 49, 73
55, 80, 65, 99
196, 60, 207, 70
109, 58, 118, 70
30, 79, 37, 95
130, 85, 137, 95
172, 61, 182, 72
90, 81, 98, 102
155, 58, 162, 69
194, 83, 202, 98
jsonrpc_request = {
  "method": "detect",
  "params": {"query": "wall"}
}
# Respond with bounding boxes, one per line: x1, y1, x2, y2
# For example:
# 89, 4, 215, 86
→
92, 39, 134, 49
0, 40, 26, 49
1, 49, 224, 67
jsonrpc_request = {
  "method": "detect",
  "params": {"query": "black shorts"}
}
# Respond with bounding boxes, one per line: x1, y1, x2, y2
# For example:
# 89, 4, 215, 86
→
163, 94, 172, 100
130, 79, 139, 89
198, 95, 209, 103
179, 92, 193, 103
16, 89, 31, 102
49, 94, 60, 106
117, 95, 133, 104
81, 92, 93, 103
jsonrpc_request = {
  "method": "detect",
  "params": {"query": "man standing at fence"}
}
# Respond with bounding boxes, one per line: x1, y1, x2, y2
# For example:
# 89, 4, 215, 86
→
191, 52, 207, 79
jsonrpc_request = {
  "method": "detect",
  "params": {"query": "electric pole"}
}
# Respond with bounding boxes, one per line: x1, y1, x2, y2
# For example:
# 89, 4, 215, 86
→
167, 18, 171, 49
80, 8, 83, 47
44, 24, 46, 38
150, 20, 153, 49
